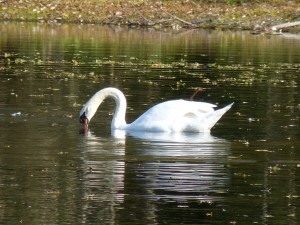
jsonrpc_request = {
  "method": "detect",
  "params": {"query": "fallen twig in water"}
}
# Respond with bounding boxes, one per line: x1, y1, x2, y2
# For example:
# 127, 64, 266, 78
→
271, 21, 300, 31
190, 88, 203, 100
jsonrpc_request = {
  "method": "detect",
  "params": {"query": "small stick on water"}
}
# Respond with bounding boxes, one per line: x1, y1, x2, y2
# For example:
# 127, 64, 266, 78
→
190, 88, 203, 100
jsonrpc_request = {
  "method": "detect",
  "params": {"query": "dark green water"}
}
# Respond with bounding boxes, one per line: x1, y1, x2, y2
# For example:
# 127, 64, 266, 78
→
0, 22, 300, 224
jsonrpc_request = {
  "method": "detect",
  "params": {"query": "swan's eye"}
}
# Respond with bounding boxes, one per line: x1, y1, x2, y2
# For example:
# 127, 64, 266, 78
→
79, 112, 87, 124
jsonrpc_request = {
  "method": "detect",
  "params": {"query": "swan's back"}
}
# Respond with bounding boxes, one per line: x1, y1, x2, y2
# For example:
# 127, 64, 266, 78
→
128, 100, 231, 132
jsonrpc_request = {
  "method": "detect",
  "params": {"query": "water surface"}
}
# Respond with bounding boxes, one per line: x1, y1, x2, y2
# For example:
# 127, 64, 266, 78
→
0, 22, 300, 224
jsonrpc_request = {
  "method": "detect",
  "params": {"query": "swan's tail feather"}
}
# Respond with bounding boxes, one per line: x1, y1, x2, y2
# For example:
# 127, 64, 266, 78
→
204, 103, 233, 131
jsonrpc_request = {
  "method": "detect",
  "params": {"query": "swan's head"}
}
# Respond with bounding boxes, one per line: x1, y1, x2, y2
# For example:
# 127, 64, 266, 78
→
79, 103, 98, 127
79, 112, 89, 127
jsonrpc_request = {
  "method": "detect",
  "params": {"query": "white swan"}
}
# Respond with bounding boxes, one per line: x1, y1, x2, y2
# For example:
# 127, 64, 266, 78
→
79, 87, 233, 133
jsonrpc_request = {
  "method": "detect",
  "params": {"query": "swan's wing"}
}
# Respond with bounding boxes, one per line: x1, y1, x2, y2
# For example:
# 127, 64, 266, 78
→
129, 100, 218, 132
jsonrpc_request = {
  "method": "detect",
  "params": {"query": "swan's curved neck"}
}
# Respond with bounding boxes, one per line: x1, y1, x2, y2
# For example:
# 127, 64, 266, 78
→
83, 88, 127, 129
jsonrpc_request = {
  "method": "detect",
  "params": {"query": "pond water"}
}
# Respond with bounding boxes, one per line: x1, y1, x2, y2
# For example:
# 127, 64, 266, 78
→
1, 22, 300, 224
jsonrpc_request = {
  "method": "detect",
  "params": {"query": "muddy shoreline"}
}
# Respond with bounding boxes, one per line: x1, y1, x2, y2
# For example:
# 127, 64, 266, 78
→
1, 1, 300, 32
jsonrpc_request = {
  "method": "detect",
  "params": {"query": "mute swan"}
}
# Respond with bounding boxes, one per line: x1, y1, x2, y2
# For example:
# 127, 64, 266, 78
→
79, 87, 233, 133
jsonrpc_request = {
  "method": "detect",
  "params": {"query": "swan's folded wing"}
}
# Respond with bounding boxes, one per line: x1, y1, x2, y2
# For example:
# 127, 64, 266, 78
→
129, 100, 217, 132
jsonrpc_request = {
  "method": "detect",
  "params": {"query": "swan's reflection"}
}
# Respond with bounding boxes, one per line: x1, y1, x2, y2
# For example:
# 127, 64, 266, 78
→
112, 129, 222, 143
79, 129, 231, 223
120, 130, 230, 203
79, 130, 125, 224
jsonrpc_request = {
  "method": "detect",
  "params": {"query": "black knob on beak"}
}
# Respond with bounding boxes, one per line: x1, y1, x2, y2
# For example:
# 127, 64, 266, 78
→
79, 112, 88, 124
